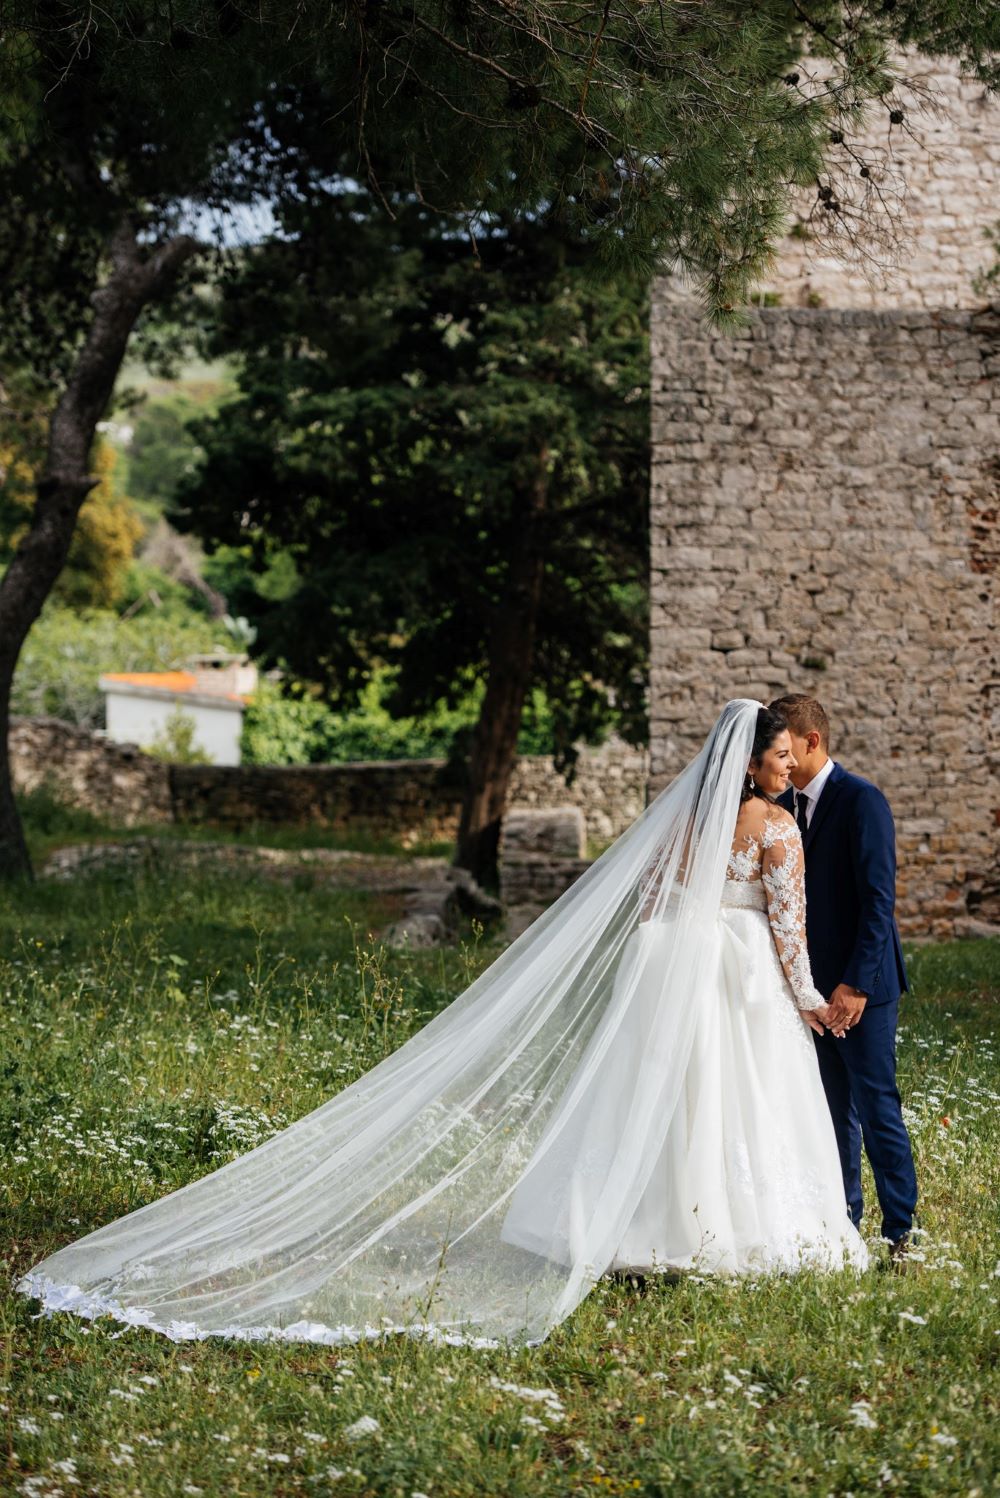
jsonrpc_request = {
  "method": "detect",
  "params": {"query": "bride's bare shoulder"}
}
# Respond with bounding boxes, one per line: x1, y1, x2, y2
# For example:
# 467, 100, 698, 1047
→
736, 795, 785, 823
736, 798, 796, 836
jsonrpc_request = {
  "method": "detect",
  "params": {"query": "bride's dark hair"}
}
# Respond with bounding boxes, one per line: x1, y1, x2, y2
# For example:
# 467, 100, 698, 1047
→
741, 706, 787, 804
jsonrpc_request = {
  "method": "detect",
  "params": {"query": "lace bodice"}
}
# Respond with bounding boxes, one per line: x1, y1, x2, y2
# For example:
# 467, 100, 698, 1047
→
726, 811, 824, 1011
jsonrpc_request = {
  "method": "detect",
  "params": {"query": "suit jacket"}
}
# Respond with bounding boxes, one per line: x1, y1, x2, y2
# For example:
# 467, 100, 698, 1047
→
779, 763, 908, 1006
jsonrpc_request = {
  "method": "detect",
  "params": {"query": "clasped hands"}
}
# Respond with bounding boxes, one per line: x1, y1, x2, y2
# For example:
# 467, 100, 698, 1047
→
801, 983, 868, 1039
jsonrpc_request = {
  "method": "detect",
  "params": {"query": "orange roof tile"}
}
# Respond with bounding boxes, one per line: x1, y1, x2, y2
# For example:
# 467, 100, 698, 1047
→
101, 671, 247, 703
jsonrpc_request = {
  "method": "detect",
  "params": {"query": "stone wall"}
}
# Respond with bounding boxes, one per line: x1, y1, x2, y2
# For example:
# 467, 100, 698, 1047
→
650, 54, 1000, 940
170, 758, 460, 845
10, 715, 648, 849
649, 302, 1000, 938
10, 716, 173, 825
508, 742, 648, 847
172, 740, 647, 847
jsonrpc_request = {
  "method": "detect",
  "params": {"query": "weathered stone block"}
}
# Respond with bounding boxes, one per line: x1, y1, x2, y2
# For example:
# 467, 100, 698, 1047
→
500, 807, 586, 859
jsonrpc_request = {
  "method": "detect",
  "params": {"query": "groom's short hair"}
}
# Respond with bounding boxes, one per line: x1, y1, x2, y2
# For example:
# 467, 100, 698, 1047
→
769, 694, 831, 750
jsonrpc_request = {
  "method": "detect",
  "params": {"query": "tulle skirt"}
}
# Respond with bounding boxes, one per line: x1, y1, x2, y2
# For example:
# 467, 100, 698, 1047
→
503, 887, 867, 1277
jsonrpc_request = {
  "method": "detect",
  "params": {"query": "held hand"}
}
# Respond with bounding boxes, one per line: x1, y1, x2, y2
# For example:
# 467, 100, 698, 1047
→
800, 1007, 827, 1036
826, 983, 868, 1034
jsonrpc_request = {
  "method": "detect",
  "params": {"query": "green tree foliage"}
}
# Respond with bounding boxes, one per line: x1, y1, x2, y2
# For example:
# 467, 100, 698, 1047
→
126, 396, 206, 514
175, 194, 651, 873
0, 376, 46, 544
1, 3, 998, 878
2, 404, 142, 609
56, 444, 144, 609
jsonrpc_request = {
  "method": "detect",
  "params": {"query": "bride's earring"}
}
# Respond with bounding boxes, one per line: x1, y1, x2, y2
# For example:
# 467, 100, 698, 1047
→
748, 772, 756, 791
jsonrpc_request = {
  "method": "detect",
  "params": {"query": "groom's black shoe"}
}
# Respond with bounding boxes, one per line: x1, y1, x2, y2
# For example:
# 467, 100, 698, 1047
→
884, 1218, 921, 1275
608, 1269, 648, 1293
888, 1234, 912, 1274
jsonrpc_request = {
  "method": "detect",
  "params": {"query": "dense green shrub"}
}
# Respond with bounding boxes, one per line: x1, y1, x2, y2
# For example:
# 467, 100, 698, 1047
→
241, 674, 563, 765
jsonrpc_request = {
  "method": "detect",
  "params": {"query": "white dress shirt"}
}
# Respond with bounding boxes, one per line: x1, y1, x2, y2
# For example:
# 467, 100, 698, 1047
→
794, 758, 836, 829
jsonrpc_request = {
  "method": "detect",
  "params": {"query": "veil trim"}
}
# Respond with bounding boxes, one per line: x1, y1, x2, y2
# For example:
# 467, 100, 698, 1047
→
17, 1271, 511, 1349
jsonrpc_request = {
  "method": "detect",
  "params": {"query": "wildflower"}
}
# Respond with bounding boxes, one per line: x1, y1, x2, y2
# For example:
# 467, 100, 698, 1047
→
489, 1378, 564, 1416
898, 1310, 927, 1325
343, 1415, 381, 1440
16, 1417, 41, 1435
246, 1367, 261, 1380
930, 1430, 958, 1447
848, 1400, 878, 1430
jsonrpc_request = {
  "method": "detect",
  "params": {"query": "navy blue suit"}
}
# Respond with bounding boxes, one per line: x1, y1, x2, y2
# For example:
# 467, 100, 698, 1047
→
780, 764, 917, 1241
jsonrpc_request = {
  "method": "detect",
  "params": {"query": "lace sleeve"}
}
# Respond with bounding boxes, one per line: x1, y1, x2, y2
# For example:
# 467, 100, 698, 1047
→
760, 816, 825, 1011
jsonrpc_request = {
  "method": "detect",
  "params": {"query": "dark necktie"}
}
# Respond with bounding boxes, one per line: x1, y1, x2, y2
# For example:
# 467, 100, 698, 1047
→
795, 792, 809, 837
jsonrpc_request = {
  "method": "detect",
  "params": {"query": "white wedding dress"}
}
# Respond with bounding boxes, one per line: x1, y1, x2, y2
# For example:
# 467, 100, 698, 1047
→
15, 702, 865, 1349
501, 810, 865, 1277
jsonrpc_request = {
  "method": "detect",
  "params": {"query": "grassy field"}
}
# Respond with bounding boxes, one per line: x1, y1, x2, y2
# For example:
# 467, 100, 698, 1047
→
2, 864, 999, 1497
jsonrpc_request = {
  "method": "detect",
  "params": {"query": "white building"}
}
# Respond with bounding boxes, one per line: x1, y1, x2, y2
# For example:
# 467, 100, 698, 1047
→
100, 655, 257, 767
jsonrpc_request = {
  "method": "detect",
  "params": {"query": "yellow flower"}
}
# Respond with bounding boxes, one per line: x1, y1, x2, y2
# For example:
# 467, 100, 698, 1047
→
246, 1367, 262, 1380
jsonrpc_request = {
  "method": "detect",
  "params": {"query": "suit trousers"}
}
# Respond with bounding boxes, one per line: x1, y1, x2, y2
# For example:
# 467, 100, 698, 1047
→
813, 994, 918, 1242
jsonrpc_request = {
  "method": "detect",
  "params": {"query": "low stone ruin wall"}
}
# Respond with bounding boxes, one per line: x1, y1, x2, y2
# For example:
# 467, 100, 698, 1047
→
9, 715, 649, 848
10, 715, 173, 825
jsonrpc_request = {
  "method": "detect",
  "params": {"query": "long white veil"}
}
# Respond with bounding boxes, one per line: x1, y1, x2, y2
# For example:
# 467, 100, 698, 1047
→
17, 700, 759, 1346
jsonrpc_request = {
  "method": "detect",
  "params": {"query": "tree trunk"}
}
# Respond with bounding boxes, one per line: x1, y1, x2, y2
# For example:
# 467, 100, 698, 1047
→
454, 452, 549, 885
0, 223, 197, 880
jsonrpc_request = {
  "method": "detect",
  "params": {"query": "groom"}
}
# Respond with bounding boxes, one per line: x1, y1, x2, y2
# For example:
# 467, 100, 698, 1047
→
770, 694, 918, 1263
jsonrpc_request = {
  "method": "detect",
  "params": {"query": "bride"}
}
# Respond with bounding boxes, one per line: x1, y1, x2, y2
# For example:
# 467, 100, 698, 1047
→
16, 700, 866, 1348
